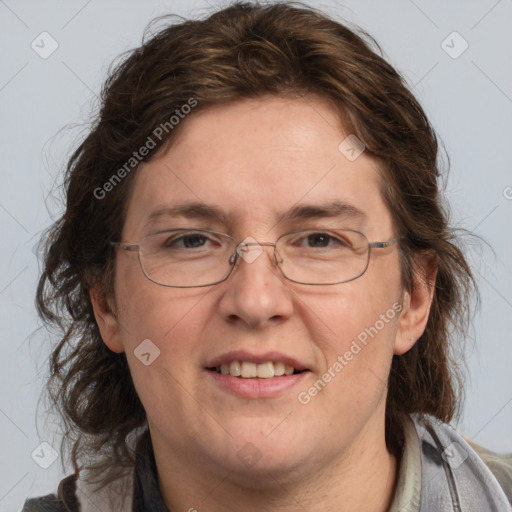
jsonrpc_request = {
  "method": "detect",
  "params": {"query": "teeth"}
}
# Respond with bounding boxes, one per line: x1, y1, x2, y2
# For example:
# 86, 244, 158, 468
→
273, 362, 285, 376
215, 361, 300, 378
257, 362, 274, 379
229, 361, 241, 377
241, 361, 257, 378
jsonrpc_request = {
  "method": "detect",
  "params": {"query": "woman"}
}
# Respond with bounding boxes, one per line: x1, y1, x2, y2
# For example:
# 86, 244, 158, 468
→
23, 2, 512, 511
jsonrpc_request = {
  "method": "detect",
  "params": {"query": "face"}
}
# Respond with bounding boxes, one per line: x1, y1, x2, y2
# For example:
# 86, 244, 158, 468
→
93, 95, 428, 482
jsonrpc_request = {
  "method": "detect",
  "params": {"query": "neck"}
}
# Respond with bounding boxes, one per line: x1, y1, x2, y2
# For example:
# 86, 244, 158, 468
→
151, 421, 399, 512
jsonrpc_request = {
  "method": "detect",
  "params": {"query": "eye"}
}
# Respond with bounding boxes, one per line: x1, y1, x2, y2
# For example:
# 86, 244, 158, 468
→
297, 231, 350, 249
164, 232, 211, 249
305, 232, 337, 248
150, 230, 224, 251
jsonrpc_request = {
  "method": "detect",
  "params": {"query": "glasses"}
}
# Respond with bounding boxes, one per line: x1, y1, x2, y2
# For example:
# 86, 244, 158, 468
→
111, 228, 400, 288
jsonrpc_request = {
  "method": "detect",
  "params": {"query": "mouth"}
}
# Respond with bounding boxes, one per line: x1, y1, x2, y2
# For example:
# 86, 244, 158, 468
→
205, 351, 311, 398
207, 360, 308, 379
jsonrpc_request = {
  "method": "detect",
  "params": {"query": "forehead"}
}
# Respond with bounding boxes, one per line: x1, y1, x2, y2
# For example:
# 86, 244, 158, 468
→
123, 96, 393, 238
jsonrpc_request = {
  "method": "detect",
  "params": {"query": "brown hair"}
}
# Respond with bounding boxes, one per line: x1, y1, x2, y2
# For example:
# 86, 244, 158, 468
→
37, 0, 476, 487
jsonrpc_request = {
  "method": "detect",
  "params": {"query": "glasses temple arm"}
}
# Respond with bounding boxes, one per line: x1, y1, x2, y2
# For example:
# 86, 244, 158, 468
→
110, 241, 139, 252
369, 237, 401, 249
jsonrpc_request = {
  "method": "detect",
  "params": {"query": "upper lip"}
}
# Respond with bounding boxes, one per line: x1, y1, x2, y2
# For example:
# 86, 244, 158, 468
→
206, 350, 310, 371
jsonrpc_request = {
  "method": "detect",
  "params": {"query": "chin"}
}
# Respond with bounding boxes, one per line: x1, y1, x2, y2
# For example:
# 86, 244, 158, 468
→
205, 426, 316, 479
223, 447, 310, 485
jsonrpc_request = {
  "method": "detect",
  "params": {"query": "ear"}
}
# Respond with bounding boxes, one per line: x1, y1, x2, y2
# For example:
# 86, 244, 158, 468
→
394, 251, 438, 355
89, 285, 125, 353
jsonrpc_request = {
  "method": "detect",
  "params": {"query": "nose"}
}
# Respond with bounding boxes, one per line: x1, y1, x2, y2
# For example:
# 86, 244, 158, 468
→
217, 241, 294, 328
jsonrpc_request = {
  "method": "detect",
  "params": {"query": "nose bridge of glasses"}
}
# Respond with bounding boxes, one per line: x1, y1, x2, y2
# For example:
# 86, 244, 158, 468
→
236, 240, 275, 250
233, 240, 282, 266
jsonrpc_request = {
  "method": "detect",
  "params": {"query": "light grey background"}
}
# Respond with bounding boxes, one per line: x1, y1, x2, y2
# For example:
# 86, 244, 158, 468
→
1, 0, 511, 509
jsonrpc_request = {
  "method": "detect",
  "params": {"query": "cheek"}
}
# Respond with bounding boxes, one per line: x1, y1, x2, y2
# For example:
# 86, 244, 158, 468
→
113, 265, 213, 393
311, 292, 399, 368
291, 285, 401, 449
311, 262, 400, 335
114, 256, 202, 344
306, 265, 402, 389
114, 281, 214, 426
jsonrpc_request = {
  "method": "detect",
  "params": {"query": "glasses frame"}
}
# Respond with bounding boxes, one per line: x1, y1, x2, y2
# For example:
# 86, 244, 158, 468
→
110, 228, 401, 288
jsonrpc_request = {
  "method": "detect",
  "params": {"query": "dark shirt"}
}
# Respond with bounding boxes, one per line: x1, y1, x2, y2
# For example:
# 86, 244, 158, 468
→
131, 430, 169, 512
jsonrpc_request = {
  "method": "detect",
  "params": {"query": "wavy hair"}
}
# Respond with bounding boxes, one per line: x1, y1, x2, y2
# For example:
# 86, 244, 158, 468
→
36, 0, 477, 488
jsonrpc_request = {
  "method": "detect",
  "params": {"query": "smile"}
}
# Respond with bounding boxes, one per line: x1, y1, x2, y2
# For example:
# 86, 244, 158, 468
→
212, 360, 305, 378
205, 351, 311, 398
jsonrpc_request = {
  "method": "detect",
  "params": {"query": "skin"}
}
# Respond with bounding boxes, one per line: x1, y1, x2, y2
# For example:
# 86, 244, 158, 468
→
91, 95, 436, 512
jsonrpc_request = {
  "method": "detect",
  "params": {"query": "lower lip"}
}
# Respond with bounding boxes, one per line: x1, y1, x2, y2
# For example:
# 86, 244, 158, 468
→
206, 369, 309, 398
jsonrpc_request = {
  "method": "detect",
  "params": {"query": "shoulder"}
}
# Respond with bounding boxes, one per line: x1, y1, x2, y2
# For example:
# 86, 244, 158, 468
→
22, 475, 79, 512
22, 494, 69, 512
412, 414, 512, 508
464, 437, 512, 504
22, 466, 136, 512
22, 430, 154, 512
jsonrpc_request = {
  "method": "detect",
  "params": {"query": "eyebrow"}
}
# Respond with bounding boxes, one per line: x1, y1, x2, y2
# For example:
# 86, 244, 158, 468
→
280, 201, 366, 223
144, 200, 366, 228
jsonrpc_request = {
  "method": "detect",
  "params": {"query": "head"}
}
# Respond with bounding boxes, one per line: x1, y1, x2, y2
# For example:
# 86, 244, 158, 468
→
37, 0, 475, 488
